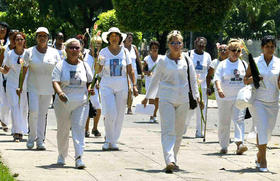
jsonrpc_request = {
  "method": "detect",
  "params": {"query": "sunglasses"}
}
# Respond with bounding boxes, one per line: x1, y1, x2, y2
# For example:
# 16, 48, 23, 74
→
170, 41, 182, 46
229, 49, 241, 53
68, 46, 80, 50
15, 38, 24, 41
219, 49, 227, 52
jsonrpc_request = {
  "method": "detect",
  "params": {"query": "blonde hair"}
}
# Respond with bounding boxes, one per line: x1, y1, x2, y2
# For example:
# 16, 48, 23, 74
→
167, 30, 183, 43
228, 38, 241, 50
90, 35, 102, 45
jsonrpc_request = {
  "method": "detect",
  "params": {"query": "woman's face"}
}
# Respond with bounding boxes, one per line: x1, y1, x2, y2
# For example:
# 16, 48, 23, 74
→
36, 32, 48, 46
90, 40, 102, 51
109, 33, 120, 46
228, 45, 241, 61
15, 34, 25, 48
124, 34, 133, 45
195, 39, 206, 52
0, 25, 7, 40
262, 41, 275, 58
218, 45, 229, 60
66, 41, 81, 60
150, 45, 159, 56
168, 36, 183, 54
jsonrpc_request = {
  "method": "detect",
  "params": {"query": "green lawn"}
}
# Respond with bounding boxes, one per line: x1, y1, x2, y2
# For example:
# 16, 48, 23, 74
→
0, 159, 16, 181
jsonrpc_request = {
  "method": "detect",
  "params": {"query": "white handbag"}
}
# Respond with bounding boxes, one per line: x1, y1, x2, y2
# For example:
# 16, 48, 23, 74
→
235, 84, 256, 110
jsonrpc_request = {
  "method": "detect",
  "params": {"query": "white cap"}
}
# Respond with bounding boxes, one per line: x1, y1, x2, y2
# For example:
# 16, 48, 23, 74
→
35, 27, 49, 35
101, 27, 126, 44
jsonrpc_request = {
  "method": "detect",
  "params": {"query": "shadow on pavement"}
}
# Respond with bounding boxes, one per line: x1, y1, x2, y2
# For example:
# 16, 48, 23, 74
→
224, 167, 277, 174
6, 148, 55, 152
203, 152, 237, 156
37, 164, 75, 169
133, 121, 159, 124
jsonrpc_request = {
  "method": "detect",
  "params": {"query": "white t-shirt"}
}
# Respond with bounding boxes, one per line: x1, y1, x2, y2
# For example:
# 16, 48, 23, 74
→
146, 54, 199, 104
144, 54, 162, 90
210, 58, 221, 71
52, 60, 93, 102
214, 58, 247, 100
24, 46, 61, 95
189, 50, 211, 88
84, 53, 95, 73
98, 46, 132, 91
3, 49, 28, 90
254, 55, 280, 102
128, 45, 137, 72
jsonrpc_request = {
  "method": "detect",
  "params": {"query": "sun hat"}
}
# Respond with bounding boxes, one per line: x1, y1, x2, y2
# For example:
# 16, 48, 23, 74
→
35, 27, 49, 35
101, 27, 126, 44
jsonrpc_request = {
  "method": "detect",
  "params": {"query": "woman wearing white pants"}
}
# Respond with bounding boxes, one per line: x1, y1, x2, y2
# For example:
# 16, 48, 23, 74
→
97, 27, 138, 151
142, 30, 200, 173
1, 32, 28, 141
52, 38, 93, 169
19, 27, 61, 150
244, 35, 280, 172
214, 39, 247, 155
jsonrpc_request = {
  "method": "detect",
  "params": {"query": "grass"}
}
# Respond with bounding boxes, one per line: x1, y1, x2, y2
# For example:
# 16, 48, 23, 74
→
0, 158, 16, 181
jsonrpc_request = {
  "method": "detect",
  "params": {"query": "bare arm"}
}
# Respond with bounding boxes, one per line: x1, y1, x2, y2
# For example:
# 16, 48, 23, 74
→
243, 65, 253, 85
52, 81, 68, 102
127, 64, 138, 96
206, 67, 214, 95
0, 65, 10, 74
215, 80, 225, 98
16, 66, 28, 96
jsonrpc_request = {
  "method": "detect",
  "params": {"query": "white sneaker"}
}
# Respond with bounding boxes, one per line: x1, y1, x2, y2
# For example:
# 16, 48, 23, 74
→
26, 140, 34, 149
75, 158, 85, 169
149, 117, 154, 123
57, 155, 65, 165
102, 142, 110, 151
37, 141, 46, 150
110, 143, 119, 151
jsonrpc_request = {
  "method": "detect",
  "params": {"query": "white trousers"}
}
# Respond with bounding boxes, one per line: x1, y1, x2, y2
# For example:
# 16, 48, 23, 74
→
6, 86, 28, 134
54, 98, 89, 159
100, 87, 127, 144
28, 91, 52, 142
217, 99, 245, 149
195, 88, 208, 135
0, 76, 10, 125
251, 100, 278, 145
159, 101, 189, 165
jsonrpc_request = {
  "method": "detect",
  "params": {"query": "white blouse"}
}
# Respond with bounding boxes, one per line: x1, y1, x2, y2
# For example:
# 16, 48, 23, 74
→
145, 54, 199, 104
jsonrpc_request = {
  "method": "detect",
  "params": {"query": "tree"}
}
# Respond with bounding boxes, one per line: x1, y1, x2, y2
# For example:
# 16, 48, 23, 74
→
112, 0, 234, 53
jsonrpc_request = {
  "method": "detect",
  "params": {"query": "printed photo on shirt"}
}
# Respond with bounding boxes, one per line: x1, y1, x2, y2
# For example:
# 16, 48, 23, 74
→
230, 69, 242, 81
110, 58, 122, 76
195, 61, 203, 70
70, 70, 82, 85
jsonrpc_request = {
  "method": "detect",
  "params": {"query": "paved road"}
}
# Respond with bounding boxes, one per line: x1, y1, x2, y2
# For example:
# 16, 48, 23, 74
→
0, 95, 280, 181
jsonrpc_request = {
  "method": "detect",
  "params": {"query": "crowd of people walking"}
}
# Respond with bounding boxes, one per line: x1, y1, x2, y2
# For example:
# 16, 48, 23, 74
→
0, 21, 279, 173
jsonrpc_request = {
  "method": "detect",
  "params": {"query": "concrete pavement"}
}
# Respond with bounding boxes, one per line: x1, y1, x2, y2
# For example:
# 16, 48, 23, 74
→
0, 95, 280, 181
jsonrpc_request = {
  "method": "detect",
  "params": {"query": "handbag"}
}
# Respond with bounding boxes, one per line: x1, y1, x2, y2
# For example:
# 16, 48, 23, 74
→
235, 84, 256, 110
185, 55, 197, 110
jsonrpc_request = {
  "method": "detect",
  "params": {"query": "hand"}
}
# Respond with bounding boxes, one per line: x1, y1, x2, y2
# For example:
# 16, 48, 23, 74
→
217, 89, 225, 98
199, 100, 205, 110
88, 88, 95, 96
141, 98, 148, 107
58, 92, 68, 103
95, 83, 100, 90
133, 85, 138, 97
141, 72, 145, 79
147, 71, 153, 76
16, 88, 22, 96
206, 88, 212, 96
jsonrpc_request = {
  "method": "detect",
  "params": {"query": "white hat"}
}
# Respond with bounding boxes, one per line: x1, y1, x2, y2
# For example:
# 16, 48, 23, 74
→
101, 27, 126, 44
35, 27, 49, 35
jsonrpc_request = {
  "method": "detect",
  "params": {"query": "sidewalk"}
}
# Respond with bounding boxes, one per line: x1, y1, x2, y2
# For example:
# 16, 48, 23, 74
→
0, 96, 279, 181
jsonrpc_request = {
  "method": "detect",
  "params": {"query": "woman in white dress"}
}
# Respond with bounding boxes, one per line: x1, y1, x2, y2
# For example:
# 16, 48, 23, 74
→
244, 35, 280, 172
142, 30, 200, 173
97, 27, 138, 151
0, 32, 28, 141
143, 40, 161, 123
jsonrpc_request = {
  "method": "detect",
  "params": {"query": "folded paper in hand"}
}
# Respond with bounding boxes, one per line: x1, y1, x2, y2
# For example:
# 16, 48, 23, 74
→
135, 104, 155, 116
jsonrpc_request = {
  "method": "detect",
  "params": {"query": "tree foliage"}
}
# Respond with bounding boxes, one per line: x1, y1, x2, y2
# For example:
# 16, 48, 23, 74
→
112, 0, 234, 33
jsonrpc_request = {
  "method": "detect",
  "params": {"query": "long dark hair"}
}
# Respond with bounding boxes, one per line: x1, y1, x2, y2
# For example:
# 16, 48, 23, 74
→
0, 21, 10, 45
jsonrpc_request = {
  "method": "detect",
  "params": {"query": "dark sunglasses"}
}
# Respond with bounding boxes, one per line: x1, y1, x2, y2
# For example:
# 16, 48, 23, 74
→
170, 41, 182, 46
68, 46, 80, 50
230, 49, 241, 53
219, 48, 227, 52
15, 38, 24, 41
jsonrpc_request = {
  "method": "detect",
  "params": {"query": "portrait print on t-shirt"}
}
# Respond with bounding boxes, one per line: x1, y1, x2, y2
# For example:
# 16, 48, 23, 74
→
195, 60, 203, 70
230, 69, 242, 82
110, 58, 122, 76
70, 70, 82, 86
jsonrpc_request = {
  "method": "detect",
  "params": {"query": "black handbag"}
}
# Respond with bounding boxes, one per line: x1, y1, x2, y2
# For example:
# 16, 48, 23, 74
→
185, 56, 197, 110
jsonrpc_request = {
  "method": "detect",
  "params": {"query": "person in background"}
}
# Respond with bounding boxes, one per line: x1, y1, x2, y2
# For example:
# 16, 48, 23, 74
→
123, 32, 143, 114
214, 39, 248, 155
19, 27, 61, 150
142, 30, 200, 173
244, 35, 280, 172
188, 37, 211, 138
53, 32, 66, 60
0, 32, 28, 142
52, 38, 93, 169
84, 35, 102, 137
143, 40, 161, 123
97, 27, 138, 151
76, 34, 89, 59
